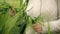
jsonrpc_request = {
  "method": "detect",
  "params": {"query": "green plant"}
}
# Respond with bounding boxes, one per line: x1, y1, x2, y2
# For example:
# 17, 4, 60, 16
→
0, 0, 50, 34
0, 0, 28, 34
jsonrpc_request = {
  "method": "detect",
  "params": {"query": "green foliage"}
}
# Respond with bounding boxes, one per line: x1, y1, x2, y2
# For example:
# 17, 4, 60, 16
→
0, 0, 50, 34
0, 0, 28, 34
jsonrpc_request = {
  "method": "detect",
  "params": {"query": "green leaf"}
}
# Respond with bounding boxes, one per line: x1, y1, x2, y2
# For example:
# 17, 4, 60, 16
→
4, 11, 21, 34
24, 16, 36, 34
48, 22, 50, 34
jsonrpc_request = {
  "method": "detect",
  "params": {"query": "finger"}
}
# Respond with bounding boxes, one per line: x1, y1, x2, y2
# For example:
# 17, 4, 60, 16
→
34, 28, 42, 33
32, 26, 41, 32
32, 23, 41, 27
33, 25, 42, 31
37, 28, 42, 31
36, 29, 42, 33
32, 24, 42, 29
36, 25, 42, 28
32, 24, 37, 27
32, 25, 40, 29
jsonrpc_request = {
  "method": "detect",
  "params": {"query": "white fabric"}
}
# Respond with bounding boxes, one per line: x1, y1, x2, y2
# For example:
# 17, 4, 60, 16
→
42, 19, 60, 34
26, 0, 60, 34
26, 0, 57, 21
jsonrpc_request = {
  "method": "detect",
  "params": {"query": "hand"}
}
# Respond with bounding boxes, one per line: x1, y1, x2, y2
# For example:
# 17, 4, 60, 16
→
32, 23, 42, 33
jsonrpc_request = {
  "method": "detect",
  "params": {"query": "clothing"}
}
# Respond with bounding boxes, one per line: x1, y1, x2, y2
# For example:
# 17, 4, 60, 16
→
26, 0, 60, 34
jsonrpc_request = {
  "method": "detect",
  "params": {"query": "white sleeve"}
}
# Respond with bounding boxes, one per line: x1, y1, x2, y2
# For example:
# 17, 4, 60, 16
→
42, 19, 60, 33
